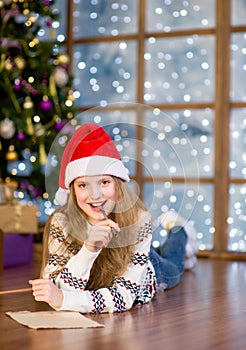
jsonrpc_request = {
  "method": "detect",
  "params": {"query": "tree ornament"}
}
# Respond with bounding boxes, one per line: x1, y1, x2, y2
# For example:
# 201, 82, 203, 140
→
49, 27, 56, 38
23, 96, 34, 110
55, 118, 66, 131
25, 116, 34, 136
13, 79, 22, 90
6, 146, 18, 162
34, 123, 45, 137
17, 131, 26, 141
43, 0, 52, 6
4, 58, 13, 71
0, 118, 16, 139
40, 95, 52, 110
27, 12, 39, 25
14, 56, 26, 70
56, 53, 70, 66
54, 66, 68, 87
23, 96, 35, 135
39, 141, 47, 165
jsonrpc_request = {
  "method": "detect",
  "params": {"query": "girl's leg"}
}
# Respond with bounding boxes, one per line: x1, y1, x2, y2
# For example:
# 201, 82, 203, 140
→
158, 210, 199, 269
150, 226, 187, 290
160, 226, 187, 272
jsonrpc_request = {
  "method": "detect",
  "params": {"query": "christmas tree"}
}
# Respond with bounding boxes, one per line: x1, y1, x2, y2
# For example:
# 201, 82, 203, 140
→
0, 0, 75, 203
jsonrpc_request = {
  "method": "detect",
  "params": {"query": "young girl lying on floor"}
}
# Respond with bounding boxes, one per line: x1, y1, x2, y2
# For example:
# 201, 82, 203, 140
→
29, 123, 198, 313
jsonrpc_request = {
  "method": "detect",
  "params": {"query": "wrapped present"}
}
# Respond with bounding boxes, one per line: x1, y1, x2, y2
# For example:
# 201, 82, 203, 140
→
0, 178, 18, 204
0, 203, 38, 234
3, 234, 34, 268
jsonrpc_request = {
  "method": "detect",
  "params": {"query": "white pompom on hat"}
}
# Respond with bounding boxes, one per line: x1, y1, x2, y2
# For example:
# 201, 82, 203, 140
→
55, 123, 130, 205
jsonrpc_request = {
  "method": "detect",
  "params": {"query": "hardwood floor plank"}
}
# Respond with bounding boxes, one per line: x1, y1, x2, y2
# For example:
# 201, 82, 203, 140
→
0, 259, 246, 350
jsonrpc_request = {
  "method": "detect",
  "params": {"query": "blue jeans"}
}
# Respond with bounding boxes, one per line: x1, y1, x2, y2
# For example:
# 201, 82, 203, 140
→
150, 226, 187, 291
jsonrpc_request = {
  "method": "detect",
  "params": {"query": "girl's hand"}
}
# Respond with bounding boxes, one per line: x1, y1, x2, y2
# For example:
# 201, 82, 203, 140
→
29, 278, 63, 309
85, 219, 120, 252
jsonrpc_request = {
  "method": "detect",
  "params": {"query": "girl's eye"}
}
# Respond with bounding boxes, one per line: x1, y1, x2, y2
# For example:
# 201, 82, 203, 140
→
101, 180, 110, 186
79, 183, 87, 189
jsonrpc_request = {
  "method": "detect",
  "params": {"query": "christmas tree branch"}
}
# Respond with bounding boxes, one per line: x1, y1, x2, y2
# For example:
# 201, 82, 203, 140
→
3, 74, 22, 114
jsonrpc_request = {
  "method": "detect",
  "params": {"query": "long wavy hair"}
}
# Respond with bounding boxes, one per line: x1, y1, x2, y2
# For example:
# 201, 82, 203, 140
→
41, 177, 149, 290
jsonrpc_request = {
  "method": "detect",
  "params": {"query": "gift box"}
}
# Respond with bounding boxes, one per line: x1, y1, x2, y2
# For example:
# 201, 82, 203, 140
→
0, 204, 38, 234
3, 234, 34, 267
0, 203, 38, 268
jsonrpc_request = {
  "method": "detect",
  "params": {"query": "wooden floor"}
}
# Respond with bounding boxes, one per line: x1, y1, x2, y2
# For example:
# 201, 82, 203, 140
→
0, 258, 246, 350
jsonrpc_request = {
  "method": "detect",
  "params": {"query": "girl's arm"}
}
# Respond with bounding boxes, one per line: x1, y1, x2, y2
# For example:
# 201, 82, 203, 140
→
31, 213, 155, 313
58, 225, 155, 313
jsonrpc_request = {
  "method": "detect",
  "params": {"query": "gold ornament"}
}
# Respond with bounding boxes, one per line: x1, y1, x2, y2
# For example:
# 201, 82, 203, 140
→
49, 74, 57, 97
23, 9, 30, 16
23, 97, 34, 136
28, 12, 39, 24
26, 116, 34, 136
14, 56, 26, 70
5, 58, 12, 71
57, 53, 70, 65
6, 146, 18, 162
23, 96, 34, 109
29, 38, 39, 48
39, 142, 47, 165
49, 28, 56, 38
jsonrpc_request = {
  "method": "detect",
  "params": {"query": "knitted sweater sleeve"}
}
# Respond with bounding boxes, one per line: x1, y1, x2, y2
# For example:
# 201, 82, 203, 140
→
43, 213, 155, 314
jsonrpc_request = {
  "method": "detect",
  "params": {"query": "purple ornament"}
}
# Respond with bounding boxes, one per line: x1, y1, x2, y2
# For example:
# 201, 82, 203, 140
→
40, 98, 52, 111
43, 0, 52, 6
45, 19, 52, 27
14, 83, 22, 90
17, 132, 26, 141
54, 120, 66, 131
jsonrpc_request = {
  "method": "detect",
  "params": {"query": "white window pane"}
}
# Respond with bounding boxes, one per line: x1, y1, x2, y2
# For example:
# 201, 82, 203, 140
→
143, 109, 214, 178
231, 33, 246, 102
73, 0, 137, 38
232, 0, 246, 26
143, 183, 214, 250
228, 184, 246, 252
230, 109, 246, 179
145, 35, 215, 103
146, 0, 215, 32
73, 41, 137, 106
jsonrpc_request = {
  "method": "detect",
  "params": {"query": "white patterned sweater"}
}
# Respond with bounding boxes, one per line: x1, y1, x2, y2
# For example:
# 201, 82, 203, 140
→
42, 211, 156, 313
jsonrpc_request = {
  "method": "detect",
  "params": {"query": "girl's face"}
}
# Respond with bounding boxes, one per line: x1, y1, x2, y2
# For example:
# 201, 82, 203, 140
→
73, 175, 116, 225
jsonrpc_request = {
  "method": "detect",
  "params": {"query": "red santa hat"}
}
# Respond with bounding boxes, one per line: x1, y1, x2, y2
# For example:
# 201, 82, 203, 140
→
55, 123, 130, 205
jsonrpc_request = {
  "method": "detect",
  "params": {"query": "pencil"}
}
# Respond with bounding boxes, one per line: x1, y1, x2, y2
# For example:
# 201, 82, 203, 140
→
99, 206, 118, 236
0, 287, 32, 295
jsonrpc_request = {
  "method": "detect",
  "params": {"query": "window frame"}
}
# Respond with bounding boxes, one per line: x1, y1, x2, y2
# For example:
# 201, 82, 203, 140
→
65, 0, 246, 260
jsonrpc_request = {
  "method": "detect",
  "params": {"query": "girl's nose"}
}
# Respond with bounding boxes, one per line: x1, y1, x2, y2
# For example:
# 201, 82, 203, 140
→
87, 184, 102, 200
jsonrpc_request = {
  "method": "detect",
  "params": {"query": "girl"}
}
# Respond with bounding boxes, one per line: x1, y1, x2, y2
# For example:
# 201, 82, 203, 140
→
29, 123, 198, 313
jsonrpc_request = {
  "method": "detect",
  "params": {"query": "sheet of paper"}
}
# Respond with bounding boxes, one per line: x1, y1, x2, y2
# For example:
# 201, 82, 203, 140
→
6, 310, 104, 329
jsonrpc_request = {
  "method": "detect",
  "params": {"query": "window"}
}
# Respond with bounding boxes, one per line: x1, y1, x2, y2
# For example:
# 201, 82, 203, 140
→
56, 0, 246, 258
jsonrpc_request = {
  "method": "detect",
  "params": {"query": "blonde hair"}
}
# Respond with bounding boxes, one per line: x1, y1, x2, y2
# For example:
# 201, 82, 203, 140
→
41, 177, 149, 290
